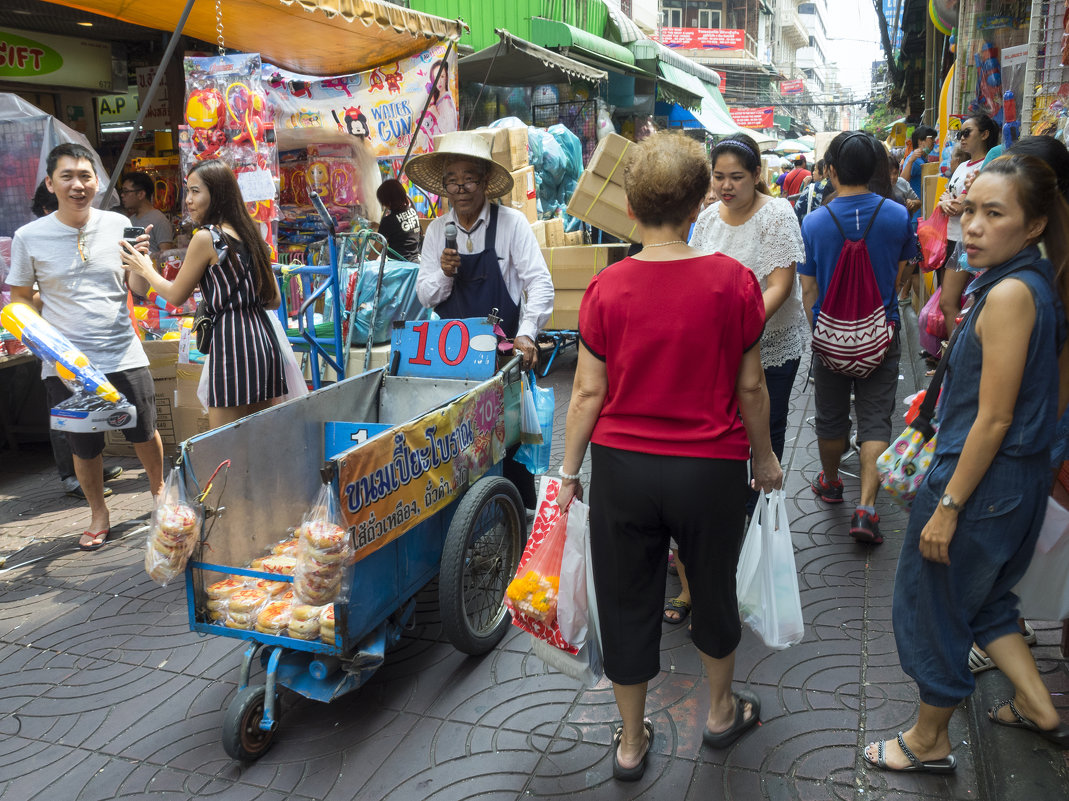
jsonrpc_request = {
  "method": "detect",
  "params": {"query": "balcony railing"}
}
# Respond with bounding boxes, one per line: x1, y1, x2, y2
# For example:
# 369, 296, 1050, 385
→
779, 3, 809, 49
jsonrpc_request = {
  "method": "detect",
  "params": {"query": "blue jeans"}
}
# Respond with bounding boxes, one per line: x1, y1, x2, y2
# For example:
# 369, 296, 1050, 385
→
748, 358, 800, 515
892, 452, 1049, 707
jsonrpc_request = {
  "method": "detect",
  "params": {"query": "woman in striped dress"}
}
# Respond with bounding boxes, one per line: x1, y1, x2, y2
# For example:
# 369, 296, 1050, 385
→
120, 159, 287, 427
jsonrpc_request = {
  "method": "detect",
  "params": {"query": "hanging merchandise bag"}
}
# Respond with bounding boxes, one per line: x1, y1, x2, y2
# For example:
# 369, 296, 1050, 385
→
556, 497, 591, 647
916, 208, 948, 272
293, 483, 353, 606
1014, 496, 1069, 621
518, 370, 543, 444
515, 372, 554, 474
145, 465, 204, 586
736, 489, 804, 649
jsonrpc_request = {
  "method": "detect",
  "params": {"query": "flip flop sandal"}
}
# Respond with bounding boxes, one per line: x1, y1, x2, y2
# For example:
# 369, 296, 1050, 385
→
78, 529, 111, 552
864, 732, 956, 773
988, 698, 1069, 747
612, 719, 653, 781
703, 689, 761, 749
662, 598, 691, 625
968, 645, 997, 674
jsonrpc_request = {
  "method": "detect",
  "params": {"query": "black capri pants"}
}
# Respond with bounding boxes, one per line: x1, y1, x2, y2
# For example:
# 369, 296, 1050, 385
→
588, 443, 748, 685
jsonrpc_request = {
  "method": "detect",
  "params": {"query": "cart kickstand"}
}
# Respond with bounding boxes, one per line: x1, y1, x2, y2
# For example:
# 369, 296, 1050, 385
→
238, 641, 263, 690
261, 647, 283, 732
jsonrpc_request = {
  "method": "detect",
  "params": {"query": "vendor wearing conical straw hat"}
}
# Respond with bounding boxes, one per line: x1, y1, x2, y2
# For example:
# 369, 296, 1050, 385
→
406, 131, 553, 373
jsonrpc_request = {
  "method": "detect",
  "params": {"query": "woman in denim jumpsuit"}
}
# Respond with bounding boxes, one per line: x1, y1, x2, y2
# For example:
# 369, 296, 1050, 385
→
865, 154, 1069, 773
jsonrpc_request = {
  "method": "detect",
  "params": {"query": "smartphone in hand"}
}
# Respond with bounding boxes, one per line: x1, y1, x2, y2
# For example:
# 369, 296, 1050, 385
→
123, 226, 146, 245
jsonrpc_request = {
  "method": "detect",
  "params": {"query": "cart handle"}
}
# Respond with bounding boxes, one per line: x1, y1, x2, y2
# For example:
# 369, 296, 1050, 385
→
500, 353, 523, 386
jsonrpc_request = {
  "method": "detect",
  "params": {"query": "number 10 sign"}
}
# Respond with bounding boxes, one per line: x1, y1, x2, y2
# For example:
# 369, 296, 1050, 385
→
390, 317, 498, 379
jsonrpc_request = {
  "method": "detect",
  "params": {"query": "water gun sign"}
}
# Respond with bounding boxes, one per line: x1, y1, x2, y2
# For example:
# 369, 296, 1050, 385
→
0, 302, 137, 432
263, 43, 458, 158
335, 377, 505, 562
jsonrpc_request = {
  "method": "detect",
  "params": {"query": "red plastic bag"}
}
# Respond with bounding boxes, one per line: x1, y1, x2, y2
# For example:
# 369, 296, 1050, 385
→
917, 208, 948, 273
923, 287, 947, 339
505, 477, 578, 654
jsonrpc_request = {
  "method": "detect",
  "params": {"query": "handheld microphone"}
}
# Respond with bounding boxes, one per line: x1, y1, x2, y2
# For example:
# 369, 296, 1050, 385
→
444, 221, 458, 252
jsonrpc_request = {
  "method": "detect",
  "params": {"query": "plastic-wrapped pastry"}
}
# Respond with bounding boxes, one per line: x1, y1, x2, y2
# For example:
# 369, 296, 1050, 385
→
319, 604, 336, 644
271, 538, 300, 557
255, 600, 293, 635
207, 597, 229, 621
294, 520, 350, 606
224, 588, 268, 629
253, 578, 290, 597
159, 503, 199, 538
287, 615, 320, 640
143, 469, 204, 587
207, 577, 246, 600
260, 555, 297, 575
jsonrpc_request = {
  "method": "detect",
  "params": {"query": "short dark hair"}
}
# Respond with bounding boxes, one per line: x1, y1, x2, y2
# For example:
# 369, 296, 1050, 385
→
46, 143, 97, 178
31, 180, 57, 217
910, 125, 937, 148
376, 178, 411, 212
123, 171, 154, 196
826, 131, 882, 187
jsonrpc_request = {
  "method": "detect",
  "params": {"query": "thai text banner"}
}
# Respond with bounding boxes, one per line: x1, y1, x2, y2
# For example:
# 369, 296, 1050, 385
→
263, 44, 458, 158
337, 378, 506, 561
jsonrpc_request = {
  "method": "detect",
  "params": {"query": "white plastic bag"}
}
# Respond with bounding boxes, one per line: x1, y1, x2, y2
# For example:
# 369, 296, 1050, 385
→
1014, 496, 1069, 620
195, 313, 308, 411
518, 370, 542, 444
557, 498, 590, 647
736, 489, 804, 649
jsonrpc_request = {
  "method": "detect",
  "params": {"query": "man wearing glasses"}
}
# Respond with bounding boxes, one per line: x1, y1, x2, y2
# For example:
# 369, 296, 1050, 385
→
407, 130, 554, 509
8, 143, 164, 552
119, 171, 174, 256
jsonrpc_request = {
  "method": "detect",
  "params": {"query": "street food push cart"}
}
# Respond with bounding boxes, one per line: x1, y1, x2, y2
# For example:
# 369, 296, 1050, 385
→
178, 318, 524, 759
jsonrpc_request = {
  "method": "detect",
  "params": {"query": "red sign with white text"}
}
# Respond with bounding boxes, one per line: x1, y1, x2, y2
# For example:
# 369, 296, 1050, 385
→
780, 78, 804, 95
656, 27, 746, 50
716, 70, 727, 90
729, 107, 774, 128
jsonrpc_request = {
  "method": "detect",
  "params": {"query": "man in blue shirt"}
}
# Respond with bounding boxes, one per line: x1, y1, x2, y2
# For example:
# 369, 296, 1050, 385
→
799, 132, 917, 545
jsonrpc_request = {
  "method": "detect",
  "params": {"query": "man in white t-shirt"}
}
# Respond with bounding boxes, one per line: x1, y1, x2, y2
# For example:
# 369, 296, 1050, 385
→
8, 143, 164, 551
120, 171, 174, 255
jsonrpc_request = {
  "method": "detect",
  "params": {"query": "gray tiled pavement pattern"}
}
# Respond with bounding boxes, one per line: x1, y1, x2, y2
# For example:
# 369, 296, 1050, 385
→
0, 312, 1066, 800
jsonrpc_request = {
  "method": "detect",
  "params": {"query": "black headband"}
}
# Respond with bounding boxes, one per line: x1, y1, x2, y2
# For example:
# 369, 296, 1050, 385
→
713, 139, 757, 162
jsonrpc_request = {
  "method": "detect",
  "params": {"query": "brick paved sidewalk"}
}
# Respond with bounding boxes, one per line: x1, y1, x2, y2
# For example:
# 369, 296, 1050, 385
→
0, 315, 1066, 800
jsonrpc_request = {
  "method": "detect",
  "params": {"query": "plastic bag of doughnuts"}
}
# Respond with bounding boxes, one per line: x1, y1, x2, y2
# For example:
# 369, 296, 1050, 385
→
293, 484, 352, 606
145, 466, 204, 586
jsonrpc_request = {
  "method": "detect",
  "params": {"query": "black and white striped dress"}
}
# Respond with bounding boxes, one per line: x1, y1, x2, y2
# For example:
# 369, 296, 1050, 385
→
201, 227, 286, 407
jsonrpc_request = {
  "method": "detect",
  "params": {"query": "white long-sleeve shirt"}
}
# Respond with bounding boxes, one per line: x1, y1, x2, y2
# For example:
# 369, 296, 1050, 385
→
417, 202, 554, 340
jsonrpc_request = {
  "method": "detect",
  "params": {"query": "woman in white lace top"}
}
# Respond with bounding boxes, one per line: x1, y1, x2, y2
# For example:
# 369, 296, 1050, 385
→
691, 134, 808, 467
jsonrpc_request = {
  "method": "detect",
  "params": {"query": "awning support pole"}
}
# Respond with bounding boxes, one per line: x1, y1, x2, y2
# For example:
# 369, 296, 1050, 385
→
401, 38, 456, 169
462, 29, 507, 131
102, 0, 197, 202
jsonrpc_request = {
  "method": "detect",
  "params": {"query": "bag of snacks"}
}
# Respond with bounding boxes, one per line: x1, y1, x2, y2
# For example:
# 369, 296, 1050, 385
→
293, 483, 352, 606
145, 466, 204, 586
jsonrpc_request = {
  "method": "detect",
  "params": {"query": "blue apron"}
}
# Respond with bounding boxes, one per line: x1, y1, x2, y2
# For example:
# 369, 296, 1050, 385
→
435, 204, 521, 338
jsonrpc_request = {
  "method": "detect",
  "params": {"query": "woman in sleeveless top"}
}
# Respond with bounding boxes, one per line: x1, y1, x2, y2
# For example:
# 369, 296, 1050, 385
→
120, 159, 287, 427
864, 154, 1069, 773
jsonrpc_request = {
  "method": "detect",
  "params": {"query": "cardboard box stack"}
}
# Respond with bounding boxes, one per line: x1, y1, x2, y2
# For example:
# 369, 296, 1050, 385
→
507, 165, 537, 222
565, 133, 639, 243
543, 244, 630, 330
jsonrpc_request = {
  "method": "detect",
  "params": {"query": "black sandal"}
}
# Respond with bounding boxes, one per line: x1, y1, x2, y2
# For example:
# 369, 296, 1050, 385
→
612, 719, 653, 781
703, 689, 760, 748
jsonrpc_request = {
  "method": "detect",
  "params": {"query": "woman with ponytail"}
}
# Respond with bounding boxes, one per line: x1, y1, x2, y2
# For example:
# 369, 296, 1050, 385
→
866, 153, 1069, 773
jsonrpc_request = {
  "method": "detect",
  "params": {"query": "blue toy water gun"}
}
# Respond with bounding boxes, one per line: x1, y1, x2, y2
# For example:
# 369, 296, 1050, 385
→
1003, 90, 1020, 149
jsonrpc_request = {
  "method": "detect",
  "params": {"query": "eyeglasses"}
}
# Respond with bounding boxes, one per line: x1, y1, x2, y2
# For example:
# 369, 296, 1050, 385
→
77, 227, 89, 262
957, 128, 975, 140
444, 180, 482, 195
119, 188, 140, 195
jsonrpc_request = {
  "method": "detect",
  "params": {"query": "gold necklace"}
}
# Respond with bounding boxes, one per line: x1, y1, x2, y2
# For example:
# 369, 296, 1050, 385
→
644, 240, 686, 248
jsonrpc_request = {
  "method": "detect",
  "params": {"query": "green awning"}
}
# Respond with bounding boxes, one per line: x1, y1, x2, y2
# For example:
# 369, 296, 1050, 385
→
656, 62, 704, 108
530, 17, 645, 77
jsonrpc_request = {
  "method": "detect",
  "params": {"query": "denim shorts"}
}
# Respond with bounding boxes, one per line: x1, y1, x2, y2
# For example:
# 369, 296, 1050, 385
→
891, 452, 1049, 707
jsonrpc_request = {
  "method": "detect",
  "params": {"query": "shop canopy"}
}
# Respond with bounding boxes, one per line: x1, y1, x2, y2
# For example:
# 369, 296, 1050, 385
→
459, 29, 608, 87
44, 0, 466, 75
529, 17, 648, 78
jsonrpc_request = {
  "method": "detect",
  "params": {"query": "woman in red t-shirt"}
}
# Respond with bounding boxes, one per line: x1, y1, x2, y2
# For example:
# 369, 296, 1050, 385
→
555, 132, 783, 781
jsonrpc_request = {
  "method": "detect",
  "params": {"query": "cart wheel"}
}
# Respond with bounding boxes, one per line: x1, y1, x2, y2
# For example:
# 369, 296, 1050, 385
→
222, 685, 276, 761
440, 475, 525, 655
